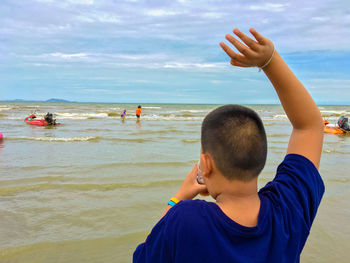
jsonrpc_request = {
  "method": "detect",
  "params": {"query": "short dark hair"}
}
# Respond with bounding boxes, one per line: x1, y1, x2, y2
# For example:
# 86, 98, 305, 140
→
201, 105, 267, 181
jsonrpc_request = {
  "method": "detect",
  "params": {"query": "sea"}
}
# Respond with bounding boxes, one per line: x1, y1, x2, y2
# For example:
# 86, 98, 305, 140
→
0, 102, 349, 263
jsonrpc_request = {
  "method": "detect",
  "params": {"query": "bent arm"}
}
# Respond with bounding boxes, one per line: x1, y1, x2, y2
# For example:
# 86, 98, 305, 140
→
220, 28, 324, 168
263, 52, 324, 168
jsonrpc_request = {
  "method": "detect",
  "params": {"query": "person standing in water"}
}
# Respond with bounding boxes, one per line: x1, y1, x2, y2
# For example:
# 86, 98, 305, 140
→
121, 109, 127, 122
136, 105, 142, 120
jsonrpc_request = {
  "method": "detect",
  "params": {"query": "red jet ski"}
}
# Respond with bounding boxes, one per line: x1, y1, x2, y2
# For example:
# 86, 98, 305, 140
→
25, 113, 60, 126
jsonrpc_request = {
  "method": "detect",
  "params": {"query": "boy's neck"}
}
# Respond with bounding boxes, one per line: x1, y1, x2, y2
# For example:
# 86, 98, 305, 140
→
214, 179, 260, 227
215, 178, 258, 201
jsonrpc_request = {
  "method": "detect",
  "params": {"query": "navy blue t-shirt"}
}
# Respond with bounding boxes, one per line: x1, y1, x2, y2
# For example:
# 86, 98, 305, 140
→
133, 154, 324, 263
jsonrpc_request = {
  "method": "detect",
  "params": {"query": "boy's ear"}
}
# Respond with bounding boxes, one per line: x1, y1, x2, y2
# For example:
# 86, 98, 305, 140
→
202, 153, 214, 178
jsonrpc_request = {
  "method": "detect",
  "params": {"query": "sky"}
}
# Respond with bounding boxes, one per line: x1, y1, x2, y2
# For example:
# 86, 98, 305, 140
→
1, 0, 350, 104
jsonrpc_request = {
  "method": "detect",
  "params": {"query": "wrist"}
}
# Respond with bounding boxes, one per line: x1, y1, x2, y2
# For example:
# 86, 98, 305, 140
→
258, 47, 275, 71
174, 190, 192, 201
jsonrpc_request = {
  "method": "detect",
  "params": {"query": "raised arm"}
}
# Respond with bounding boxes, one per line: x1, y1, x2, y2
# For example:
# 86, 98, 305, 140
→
220, 28, 323, 168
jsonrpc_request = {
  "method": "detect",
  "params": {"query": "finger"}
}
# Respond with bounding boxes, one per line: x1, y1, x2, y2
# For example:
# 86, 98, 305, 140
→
219, 42, 247, 63
233, 28, 259, 51
230, 59, 251, 68
249, 28, 266, 45
225, 34, 254, 57
189, 164, 198, 177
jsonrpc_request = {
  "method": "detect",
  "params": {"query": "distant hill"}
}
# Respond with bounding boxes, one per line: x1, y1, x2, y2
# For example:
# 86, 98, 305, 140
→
46, 98, 71, 102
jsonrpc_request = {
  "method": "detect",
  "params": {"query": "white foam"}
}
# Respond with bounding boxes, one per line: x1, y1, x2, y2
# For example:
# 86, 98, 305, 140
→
272, 114, 288, 119
55, 112, 108, 119
5, 117, 24, 120
9, 136, 99, 142
321, 110, 348, 115
141, 115, 203, 121
142, 107, 161, 109
180, 110, 208, 113
0, 107, 12, 111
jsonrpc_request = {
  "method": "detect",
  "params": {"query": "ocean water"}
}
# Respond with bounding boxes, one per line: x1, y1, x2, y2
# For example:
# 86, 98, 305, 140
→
0, 102, 349, 262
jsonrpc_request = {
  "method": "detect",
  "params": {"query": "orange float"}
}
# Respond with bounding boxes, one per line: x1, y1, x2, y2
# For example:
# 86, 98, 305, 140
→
323, 120, 346, 135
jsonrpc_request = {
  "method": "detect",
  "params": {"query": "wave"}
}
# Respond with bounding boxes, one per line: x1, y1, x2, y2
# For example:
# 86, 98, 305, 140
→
1, 175, 66, 186
267, 133, 290, 138
180, 110, 209, 113
3, 117, 24, 120
129, 129, 198, 136
272, 114, 288, 119
5, 136, 166, 143
85, 128, 113, 132
17, 105, 41, 109
142, 106, 161, 109
106, 112, 119, 117
262, 122, 277, 126
325, 177, 350, 183
268, 140, 289, 144
6, 136, 100, 142
0, 106, 12, 111
321, 110, 349, 117
104, 137, 154, 143
141, 115, 203, 121
55, 112, 108, 119
0, 105, 41, 111
323, 148, 350, 154
0, 179, 183, 196
182, 139, 200, 143
95, 160, 196, 169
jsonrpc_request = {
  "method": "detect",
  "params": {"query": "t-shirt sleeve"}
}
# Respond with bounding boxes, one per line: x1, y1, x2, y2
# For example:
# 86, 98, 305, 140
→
259, 154, 325, 229
133, 212, 173, 263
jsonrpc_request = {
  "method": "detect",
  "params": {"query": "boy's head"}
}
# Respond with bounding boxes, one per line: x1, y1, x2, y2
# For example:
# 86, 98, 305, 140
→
138, 105, 142, 108
201, 105, 267, 182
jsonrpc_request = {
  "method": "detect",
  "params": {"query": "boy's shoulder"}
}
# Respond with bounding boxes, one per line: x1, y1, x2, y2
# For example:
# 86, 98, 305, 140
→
169, 199, 209, 216
259, 153, 324, 228
165, 199, 213, 227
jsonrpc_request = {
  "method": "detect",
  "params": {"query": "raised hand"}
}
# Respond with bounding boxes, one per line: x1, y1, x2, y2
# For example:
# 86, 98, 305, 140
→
220, 28, 274, 69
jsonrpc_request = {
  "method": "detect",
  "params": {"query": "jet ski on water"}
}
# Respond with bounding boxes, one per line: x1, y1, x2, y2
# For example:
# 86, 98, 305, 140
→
25, 112, 60, 126
324, 116, 350, 135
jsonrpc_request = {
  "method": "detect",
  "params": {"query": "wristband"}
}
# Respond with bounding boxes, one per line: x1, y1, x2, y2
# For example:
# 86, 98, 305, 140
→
168, 197, 180, 207
258, 47, 275, 72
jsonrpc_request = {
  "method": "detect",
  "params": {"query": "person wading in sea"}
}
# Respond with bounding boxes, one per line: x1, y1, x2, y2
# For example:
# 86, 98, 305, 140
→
136, 105, 142, 122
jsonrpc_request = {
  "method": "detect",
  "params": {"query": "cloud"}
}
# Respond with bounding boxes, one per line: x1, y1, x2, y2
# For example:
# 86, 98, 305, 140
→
67, 0, 94, 4
249, 3, 289, 12
163, 62, 226, 70
145, 9, 184, 17
50, 53, 88, 59
76, 13, 121, 23
201, 12, 226, 19
311, 16, 330, 22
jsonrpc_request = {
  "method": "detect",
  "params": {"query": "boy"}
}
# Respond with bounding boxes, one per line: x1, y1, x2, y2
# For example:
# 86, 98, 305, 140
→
133, 27, 324, 263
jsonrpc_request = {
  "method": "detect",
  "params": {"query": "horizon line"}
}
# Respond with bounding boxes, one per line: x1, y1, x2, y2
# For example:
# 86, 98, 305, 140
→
0, 100, 349, 106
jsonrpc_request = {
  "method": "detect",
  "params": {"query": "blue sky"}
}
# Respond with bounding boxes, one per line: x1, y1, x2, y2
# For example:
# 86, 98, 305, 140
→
1, 0, 350, 104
